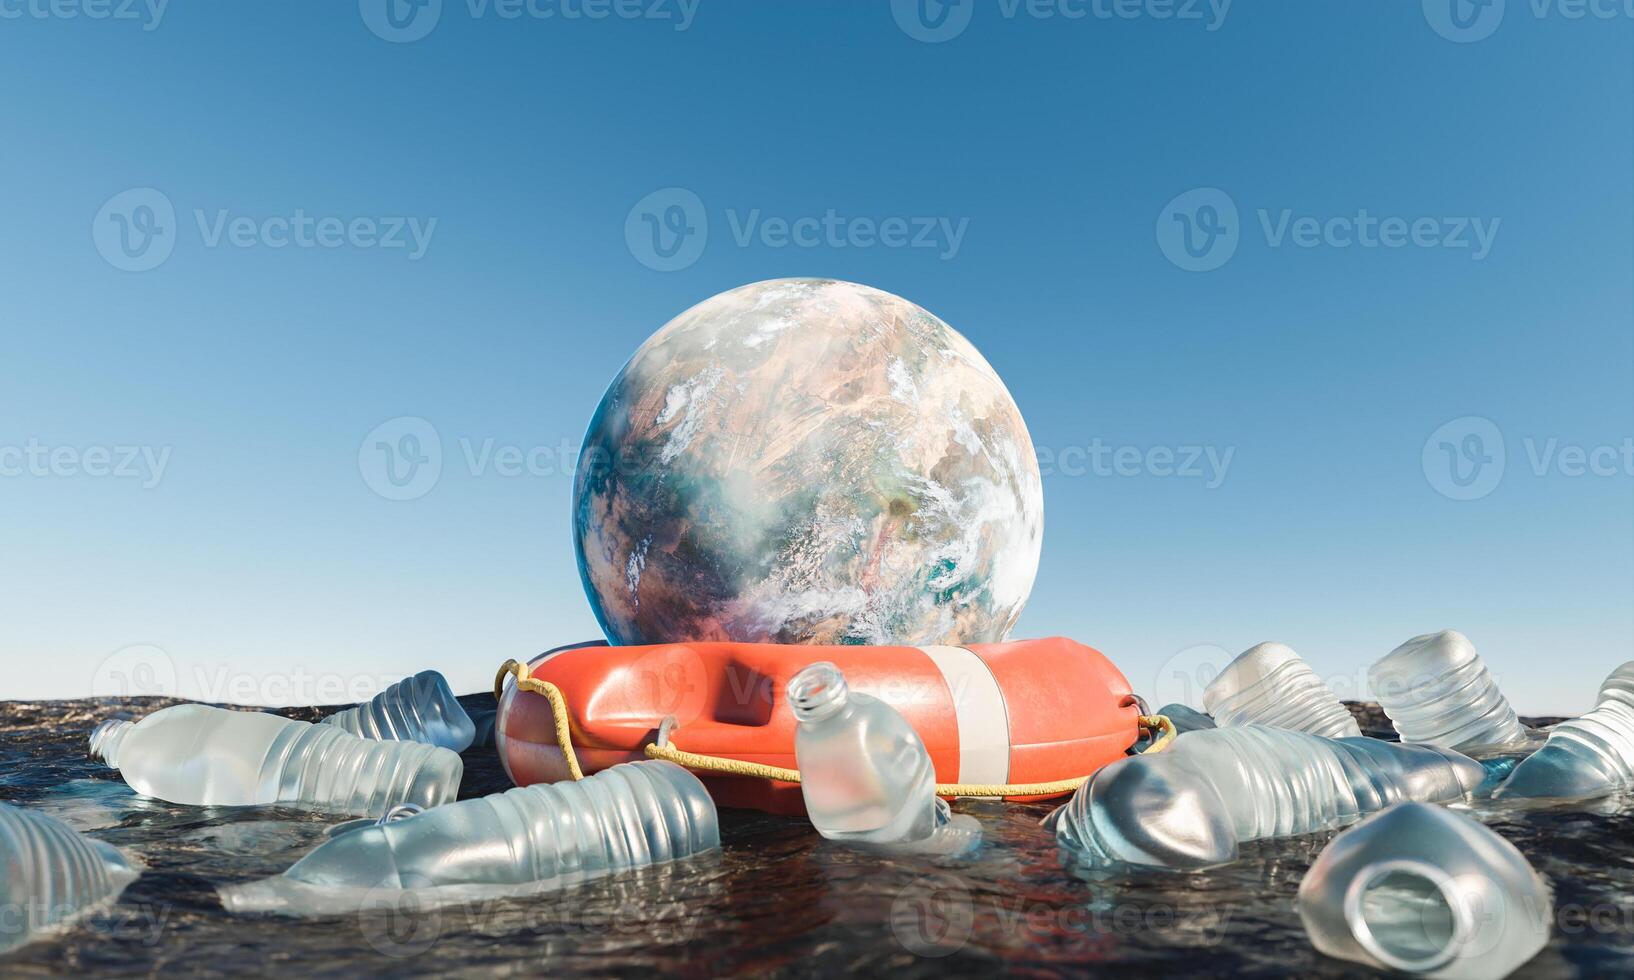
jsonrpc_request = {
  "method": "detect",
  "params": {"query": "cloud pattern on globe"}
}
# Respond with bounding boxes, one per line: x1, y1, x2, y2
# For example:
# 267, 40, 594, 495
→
573, 278, 1043, 648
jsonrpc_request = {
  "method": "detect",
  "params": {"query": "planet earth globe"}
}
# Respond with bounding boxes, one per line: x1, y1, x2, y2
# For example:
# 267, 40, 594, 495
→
572, 278, 1043, 648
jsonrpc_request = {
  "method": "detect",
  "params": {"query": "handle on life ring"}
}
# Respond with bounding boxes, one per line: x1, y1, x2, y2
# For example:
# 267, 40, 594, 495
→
494, 658, 1175, 797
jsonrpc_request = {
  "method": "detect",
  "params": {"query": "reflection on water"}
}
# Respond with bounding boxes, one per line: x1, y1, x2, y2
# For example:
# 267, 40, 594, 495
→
0, 697, 1629, 977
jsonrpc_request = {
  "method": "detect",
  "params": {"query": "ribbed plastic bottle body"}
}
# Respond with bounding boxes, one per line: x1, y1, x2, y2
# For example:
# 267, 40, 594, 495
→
1369, 630, 1527, 751
91, 704, 462, 817
1050, 726, 1485, 869
0, 803, 137, 953
789, 662, 940, 846
269, 761, 718, 896
321, 670, 475, 752
1497, 661, 1634, 800
1203, 643, 1361, 739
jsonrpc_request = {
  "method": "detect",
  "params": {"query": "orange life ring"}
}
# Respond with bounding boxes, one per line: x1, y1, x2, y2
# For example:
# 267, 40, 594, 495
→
495, 636, 1142, 815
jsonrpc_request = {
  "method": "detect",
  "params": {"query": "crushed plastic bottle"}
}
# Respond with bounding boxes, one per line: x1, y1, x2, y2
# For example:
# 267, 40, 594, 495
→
1496, 661, 1634, 801
1049, 725, 1485, 869
220, 760, 719, 915
1369, 630, 1528, 752
321, 669, 476, 752
0, 802, 138, 954
90, 703, 462, 818
788, 661, 979, 854
1298, 802, 1551, 978
1203, 642, 1361, 739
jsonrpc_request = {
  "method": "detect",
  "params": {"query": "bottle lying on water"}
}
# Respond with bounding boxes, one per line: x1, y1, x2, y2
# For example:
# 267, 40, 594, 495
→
320, 669, 476, 752
0, 803, 138, 954
788, 661, 979, 855
220, 760, 719, 915
1049, 725, 1485, 869
90, 703, 462, 818
1496, 661, 1634, 801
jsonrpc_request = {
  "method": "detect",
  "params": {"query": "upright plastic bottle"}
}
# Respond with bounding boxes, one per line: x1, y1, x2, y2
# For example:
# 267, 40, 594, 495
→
1369, 630, 1528, 752
90, 703, 462, 818
1496, 661, 1634, 801
1203, 642, 1361, 739
221, 760, 719, 915
321, 670, 476, 752
0, 803, 138, 954
788, 662, 978, 853
1049, 725, 1486, 869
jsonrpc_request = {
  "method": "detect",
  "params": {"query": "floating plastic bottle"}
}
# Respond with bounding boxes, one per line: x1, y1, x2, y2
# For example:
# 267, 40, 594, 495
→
788, 662, 979, 854
1496, 661, 1634, 801
320, 670, 476, 752
1369, 630, 1528, 752
90, 703, 462, 818
1298, 802, 1550, 978
1203, 642, 1361, 739
0, 803, 138, 954
220, 760, 719, 915
1049, 725, 1485, 869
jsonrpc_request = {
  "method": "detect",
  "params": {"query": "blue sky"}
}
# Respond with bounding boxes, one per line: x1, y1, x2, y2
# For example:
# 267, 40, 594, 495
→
1, 2, 1629, 713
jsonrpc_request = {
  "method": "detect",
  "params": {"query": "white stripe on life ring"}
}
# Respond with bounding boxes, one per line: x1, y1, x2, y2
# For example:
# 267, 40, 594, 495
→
919, 645, 1010, 785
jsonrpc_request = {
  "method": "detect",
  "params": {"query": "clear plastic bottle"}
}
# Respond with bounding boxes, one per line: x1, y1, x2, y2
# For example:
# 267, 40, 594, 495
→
1298, 802, 1551, 979
90, 703, 462, 818
220, 760, 719, 915
1496, 661, 1634, 801
1203, 642, 1361, 739
320, 669, 476, 752
1049, 725, 1486, 869
1369, 630, 1528, 752
0, 802, 138, 953
788, 662, 978, 854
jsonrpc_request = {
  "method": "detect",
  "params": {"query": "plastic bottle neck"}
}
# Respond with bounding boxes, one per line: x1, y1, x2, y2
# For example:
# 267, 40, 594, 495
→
789, 662, 849, 725
89, 719, 134, 768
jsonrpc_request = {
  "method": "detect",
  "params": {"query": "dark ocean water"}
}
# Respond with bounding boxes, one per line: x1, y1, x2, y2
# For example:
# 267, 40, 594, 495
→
1, 697, 1630, 978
